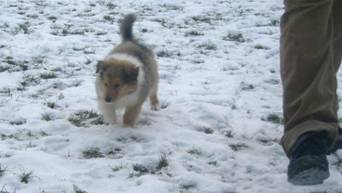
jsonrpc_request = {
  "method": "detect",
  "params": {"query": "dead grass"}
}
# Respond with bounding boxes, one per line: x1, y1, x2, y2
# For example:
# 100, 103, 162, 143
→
19, 171, 34, 184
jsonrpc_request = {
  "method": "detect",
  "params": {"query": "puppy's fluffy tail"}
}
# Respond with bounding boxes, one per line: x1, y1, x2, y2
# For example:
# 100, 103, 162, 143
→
120, 14, 136, 42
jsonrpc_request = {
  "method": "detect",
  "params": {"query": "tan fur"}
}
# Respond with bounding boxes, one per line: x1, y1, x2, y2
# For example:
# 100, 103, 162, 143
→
95, 14, 159, 127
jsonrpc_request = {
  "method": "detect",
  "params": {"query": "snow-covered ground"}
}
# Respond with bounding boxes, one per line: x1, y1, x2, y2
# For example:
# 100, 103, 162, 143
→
0, 0, 342, 193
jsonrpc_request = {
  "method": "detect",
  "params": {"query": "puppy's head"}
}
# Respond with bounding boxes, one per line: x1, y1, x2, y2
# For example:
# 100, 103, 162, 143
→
96, 59, 139, 103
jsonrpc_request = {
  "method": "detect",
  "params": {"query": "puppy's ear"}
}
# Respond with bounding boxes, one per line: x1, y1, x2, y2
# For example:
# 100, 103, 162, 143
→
123, 66, 139, 83
96, 60, 104, 73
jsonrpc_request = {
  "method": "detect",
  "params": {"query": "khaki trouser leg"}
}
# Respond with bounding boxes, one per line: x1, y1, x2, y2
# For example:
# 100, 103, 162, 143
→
280, 0, 342, 156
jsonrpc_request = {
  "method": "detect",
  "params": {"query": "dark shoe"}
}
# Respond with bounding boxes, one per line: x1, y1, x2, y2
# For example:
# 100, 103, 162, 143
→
288, 132, 330, 185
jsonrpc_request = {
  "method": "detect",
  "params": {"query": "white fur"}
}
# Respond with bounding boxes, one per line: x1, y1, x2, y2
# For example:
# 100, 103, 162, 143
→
96, 53, 146, 123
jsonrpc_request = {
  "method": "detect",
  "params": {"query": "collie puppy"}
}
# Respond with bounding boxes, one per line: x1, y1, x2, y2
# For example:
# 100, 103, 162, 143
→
95, 14, 159, 126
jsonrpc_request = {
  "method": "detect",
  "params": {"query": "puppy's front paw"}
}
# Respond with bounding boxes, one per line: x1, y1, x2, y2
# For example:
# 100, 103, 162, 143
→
150, 104, 160, 111
150, 99, 159, 111
123, 114, 137, 127
103, 116, 117, 125
149, 94, 159, 111
123, 119, 135, 127
105, 120, 116, 125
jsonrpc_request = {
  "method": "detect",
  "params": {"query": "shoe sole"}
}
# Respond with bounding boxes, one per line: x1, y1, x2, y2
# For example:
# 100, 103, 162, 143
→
288, 167, 330, 185
288, 155, 329, 186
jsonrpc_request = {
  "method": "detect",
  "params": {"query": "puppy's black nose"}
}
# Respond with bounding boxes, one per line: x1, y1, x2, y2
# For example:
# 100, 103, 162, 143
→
105, 96, 112, 102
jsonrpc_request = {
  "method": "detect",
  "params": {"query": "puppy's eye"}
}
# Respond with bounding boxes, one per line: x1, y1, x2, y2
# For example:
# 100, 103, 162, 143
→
104, 83, 109, 87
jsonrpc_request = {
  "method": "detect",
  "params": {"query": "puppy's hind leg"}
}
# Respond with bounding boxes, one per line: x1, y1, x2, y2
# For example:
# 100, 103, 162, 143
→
98, 102, 117, 124
149, 86, 159, 111
123, 103, 143, 127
